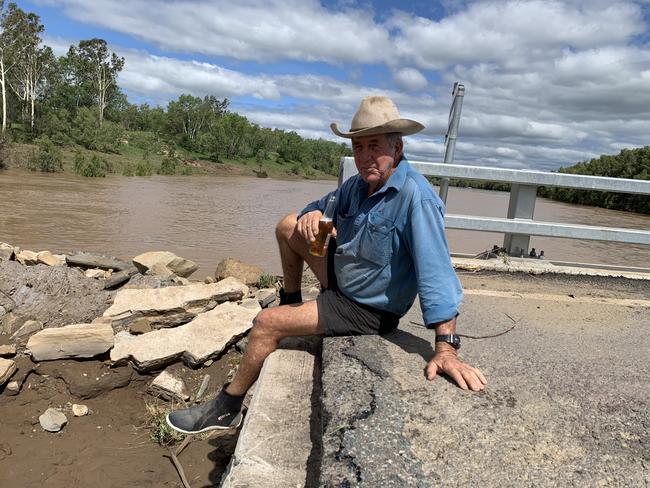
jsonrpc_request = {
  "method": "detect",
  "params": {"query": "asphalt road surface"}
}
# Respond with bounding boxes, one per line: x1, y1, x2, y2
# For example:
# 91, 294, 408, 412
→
318, 272, 650, 487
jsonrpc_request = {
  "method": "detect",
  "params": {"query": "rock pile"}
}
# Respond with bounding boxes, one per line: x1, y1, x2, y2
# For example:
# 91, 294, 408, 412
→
0, 242, 279, 433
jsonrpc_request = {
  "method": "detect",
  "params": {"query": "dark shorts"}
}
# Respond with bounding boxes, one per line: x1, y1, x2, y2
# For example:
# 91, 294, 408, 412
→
316, 239, 400, 337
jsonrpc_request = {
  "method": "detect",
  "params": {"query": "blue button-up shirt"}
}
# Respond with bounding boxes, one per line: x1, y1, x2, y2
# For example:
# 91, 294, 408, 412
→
301, 159, 463, 325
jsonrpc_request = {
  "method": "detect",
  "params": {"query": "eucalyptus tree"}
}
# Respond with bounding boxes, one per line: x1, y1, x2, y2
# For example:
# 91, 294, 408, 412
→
0, 1, 27, 132
67, 38, 124, 126
165, 94, 229, 148
5, 7, 54, 132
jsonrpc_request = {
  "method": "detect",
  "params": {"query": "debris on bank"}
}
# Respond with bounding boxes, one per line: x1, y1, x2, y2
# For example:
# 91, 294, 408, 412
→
0, 241, 278, 439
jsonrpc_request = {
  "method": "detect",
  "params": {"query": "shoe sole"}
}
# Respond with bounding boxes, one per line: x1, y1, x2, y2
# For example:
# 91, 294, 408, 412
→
165, 412, 243, 435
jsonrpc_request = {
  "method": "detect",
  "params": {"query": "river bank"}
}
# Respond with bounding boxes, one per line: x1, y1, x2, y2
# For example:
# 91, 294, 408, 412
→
3, 141, 339, 182
0, 243, 299, 488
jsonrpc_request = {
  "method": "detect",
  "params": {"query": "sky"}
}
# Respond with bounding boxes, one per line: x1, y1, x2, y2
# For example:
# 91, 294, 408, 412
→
13, 0, 650, 171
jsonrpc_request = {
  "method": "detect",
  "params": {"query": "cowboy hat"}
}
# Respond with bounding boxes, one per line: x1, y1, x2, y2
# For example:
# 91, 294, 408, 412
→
330, 96, 425, 138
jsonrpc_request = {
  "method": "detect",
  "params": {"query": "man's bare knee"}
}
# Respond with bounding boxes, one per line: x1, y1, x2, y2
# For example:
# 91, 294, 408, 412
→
250, 309, 283, 343
275, 213, 298, 242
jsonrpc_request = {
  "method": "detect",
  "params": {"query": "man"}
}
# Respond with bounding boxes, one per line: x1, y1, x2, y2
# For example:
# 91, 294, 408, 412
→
167, 96, 486, 435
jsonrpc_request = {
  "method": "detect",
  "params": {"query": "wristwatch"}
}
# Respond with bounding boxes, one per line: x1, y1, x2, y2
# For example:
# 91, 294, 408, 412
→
435, 334, 461, 349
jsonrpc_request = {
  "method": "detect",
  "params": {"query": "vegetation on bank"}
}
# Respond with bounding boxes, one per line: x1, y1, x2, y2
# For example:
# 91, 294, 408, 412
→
0, 2, 350, 180
429, 146, 650, 215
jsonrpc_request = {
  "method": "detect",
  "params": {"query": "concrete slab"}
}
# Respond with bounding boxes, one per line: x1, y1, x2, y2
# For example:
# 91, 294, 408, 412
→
221, 337, 321, 488
451, 256, 650, 280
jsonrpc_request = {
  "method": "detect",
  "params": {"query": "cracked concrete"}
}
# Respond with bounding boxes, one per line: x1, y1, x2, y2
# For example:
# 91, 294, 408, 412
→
318, 272, 650, 487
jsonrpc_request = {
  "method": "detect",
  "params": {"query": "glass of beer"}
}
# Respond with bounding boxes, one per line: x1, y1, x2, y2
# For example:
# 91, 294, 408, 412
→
309, 194, 336, 257
310, 218, 334, 257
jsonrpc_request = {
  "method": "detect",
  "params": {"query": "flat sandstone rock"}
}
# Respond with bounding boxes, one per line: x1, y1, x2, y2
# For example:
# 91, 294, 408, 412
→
27, 322, 114, 361
133, 251, 199, 278
110, 300, 260, 371
102, 277, 248, 328
0, 358, 16, 386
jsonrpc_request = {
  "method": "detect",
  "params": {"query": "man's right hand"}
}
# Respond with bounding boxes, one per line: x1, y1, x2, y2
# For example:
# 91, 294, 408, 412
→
297, 210, 323, 244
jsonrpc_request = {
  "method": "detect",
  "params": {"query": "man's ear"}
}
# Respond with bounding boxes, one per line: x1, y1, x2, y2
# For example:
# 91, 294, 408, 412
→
394, 136, 404, 162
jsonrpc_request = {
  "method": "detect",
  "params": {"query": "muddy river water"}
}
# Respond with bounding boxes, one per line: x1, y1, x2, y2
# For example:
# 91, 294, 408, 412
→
1, 170, 648, 275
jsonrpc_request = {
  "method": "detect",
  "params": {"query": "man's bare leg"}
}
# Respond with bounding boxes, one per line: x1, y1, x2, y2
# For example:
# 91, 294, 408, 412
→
167, 213, 330, 433
226, 301, 324, 395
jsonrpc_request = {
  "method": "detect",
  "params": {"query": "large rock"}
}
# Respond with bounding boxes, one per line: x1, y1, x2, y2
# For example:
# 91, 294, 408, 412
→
133, 251, 199, 278
0, 243, 14, 261
39, 408, 68, 432
215, 258, 265, 286
10, 319, 43, 342
27, 322, 114, 361
0, 358, 16, 386
36, 251, 65, 266
15, 250, 38, 265
66, 252, 130, 271
102, 277, 248, 329
148, 370, 190, 401
0, 344, 16, 358
111, 300, 260, 372
36, 361, 132, 399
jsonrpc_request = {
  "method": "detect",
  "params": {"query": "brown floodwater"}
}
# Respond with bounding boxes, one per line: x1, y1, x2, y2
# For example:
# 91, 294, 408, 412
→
1, 169, 648, 276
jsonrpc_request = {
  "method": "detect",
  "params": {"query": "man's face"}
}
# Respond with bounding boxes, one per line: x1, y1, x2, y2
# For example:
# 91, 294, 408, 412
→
351, 133, 402, 190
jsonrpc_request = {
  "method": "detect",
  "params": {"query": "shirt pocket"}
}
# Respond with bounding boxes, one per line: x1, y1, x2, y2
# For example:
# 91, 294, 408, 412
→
359, 213, 394, 267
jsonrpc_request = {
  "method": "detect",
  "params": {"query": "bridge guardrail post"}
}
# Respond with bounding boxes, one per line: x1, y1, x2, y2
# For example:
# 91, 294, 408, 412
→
503, 183, 538, 256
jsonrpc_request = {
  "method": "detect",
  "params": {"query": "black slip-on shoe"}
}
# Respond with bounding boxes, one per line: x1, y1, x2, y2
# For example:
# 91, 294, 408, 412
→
166, 396, 243, 435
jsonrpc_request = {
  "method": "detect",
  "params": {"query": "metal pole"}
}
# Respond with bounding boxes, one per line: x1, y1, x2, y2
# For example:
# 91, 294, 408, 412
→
439, 82, 465, 204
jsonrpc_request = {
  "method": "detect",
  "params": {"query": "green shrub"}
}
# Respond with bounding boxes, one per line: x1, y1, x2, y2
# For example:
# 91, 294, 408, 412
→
122, 162, 135, 176
73, 152, 112, 177
256, 273, 276, 288
180, 165, 193, 175
73, 151, 85, 174
158, 156, 177, 175
27, 137, 63, 172
135, 160, 153, 176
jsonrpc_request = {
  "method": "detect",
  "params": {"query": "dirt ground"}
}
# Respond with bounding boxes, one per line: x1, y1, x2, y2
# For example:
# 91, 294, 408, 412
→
0, 259, 255, 488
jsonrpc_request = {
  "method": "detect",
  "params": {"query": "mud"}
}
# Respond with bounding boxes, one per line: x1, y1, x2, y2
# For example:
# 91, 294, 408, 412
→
0, 259, 249, 488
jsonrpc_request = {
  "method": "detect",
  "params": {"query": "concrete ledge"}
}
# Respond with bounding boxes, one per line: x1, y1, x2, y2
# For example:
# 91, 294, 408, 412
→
451, 256, 650, 280
221, 337, 321, 488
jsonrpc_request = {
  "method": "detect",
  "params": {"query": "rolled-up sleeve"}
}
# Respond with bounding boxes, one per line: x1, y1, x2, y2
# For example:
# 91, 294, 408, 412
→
405, 198, 463, 324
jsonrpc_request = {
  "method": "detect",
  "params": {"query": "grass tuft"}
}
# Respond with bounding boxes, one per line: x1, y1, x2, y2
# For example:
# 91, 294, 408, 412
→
144, 400, 185, 446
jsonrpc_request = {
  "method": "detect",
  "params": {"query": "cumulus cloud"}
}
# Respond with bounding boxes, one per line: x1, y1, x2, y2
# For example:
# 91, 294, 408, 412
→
48, 0, 392, 64
393, 67, 429, 91
40, 0, 650, 170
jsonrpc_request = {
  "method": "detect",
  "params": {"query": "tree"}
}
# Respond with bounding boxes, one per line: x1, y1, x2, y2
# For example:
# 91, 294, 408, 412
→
0, 1, 29, 132
165, 94, 229, 148
3, 6, 52, 133
67, 38, 124, 126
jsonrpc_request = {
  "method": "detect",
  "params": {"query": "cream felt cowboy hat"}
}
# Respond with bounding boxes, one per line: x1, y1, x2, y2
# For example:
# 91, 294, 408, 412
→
330, 96, 425, 138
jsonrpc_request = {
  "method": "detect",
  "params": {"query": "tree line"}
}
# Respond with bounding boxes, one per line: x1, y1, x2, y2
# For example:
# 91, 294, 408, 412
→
0, 1, 350, 176
430, 146, 650, 214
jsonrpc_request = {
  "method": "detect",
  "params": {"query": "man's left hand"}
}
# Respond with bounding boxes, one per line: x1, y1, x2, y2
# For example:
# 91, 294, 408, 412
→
426, 350, 487, 391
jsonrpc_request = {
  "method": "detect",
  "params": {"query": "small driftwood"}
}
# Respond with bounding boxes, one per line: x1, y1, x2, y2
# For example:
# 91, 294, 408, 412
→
104, 266, 139, 289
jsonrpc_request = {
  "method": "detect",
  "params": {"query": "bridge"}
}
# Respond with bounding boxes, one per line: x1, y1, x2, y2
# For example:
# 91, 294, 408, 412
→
339, 156, 650, 263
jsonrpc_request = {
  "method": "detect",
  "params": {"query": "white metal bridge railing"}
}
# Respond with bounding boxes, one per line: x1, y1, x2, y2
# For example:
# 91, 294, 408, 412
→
338, 157, 650, 257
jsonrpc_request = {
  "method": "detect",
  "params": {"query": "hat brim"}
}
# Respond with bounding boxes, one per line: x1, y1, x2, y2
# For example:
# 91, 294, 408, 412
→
330, 118, 424, 138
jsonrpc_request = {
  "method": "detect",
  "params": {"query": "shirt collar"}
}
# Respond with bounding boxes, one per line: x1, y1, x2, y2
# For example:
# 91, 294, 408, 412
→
379, 158, 409, 194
